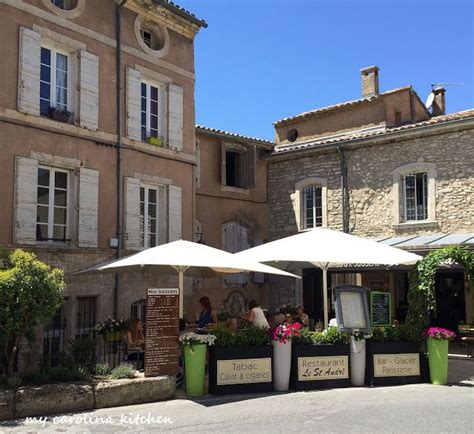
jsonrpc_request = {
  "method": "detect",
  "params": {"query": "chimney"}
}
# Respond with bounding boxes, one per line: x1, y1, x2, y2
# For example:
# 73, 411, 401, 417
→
360, 66, 380, 97
431, 87, 446, 116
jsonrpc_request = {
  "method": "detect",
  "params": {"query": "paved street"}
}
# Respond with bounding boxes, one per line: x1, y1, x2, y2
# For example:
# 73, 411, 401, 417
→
2, 359, 473, 433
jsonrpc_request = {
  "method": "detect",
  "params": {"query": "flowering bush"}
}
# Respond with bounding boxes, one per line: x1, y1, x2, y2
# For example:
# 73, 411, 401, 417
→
179, 332, 216, 347
95, 317, 130, 335
426, 327, 456, 341
271, 322, 301, 344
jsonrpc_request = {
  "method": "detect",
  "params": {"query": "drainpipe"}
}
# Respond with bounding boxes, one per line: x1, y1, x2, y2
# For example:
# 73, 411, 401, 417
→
337, 146, 349, 233
113, 0, 128, 317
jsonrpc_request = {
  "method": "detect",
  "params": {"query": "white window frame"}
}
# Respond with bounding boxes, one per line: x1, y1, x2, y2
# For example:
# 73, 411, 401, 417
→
392, 162, 438, 229
140, 184, 160, 249
141, 79, 166, 142
292, 177, 328, 231
303, 185, 323, 229
36, 165, 71, 243
40, 43, 73, 114
402, 172, 428, 222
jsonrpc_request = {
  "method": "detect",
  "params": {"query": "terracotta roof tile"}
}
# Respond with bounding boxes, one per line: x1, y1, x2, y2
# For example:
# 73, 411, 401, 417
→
155, 0, 207, 28
274, 109, 474, 154
196, 125, 274, 146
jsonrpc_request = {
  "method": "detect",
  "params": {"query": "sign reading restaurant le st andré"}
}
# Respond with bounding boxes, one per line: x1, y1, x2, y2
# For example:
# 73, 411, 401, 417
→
297, 355, 349, 381
144, 288, 180, 377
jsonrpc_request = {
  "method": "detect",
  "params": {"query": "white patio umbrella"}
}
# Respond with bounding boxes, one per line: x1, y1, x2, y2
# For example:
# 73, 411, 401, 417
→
75, 239, 298, 318
236, 227, 422, 328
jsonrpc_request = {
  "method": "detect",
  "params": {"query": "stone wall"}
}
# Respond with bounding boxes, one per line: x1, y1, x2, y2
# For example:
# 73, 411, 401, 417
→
267, 125, 474, 307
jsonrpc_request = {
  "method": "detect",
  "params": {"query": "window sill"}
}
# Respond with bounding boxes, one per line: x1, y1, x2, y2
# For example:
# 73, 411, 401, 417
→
392, 220, 440, 230
221, 185, 250, 195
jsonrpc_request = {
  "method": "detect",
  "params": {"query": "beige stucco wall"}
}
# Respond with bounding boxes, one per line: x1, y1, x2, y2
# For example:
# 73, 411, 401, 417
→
190, 132, 270, 320
0, 0, 199, 328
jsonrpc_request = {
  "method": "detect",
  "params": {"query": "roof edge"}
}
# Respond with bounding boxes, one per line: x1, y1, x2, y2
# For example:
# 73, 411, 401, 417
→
196, 125, 274, 148
153, 0, 208, 28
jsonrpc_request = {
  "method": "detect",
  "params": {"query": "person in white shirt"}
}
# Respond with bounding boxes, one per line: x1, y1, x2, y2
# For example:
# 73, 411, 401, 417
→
242, 300, 269, 329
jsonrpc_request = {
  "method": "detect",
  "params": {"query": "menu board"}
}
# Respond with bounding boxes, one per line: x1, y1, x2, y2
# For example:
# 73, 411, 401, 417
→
334, 285, 371, 333
370, 291, 392, 326
145, 288, 180, 377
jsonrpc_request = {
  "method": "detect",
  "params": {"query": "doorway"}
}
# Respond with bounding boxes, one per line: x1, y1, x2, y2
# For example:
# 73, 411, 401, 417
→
434, 272, 465, 331
303, 269, 332, 324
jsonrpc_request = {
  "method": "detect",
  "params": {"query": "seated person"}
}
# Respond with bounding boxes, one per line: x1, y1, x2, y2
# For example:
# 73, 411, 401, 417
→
226, 317, 239, 333
125, 319, 145, 370
242, 300, 270, 329
197, 296, 217, 329
295, 305, 309, 327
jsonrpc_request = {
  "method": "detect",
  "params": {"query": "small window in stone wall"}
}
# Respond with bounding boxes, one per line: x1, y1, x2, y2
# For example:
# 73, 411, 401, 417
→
131, 299, 147, 322
303, 185, 323, 229
287, 128, 299, 142
51, 0, 78, 10
402, 172, 428, 221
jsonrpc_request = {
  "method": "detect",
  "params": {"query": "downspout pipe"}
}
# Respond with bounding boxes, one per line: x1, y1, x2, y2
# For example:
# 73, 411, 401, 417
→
114, 0, 128, 317
337, 146, 349, 233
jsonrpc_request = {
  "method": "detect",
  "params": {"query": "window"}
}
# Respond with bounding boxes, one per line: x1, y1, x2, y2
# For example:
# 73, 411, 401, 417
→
40, 46, 70, 116
141, 82, 163, 142
43, 303, 66, 361
403, 172, 428, 221
36, 167, 69, 242
303, 185, 323, 229
222, 221, 250, 285
76, 297, 97, 339
51, 0, 77, 9
140, 186, 159, 248
226, 150, 245, 188
131, 299, 146, 322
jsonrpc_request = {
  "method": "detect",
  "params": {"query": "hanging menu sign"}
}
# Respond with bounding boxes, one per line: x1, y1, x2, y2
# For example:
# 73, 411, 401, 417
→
370, 291, 391, 327
334, 285, 371, 333
145, 288, 180, 377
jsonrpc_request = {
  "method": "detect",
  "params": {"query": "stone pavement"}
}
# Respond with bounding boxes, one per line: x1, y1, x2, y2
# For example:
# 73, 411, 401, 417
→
1, 359, 473, 433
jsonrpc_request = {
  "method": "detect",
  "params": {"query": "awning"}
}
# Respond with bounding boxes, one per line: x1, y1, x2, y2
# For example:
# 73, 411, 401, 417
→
375, 233, 474, 251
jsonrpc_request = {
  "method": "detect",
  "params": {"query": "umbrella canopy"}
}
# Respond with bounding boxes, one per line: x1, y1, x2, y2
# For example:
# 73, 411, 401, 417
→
75, 240, 298, 318
236, 227, 422, 327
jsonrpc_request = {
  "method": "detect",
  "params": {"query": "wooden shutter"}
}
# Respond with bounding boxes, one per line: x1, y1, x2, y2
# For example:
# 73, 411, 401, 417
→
246, 145, 256, 189
221, 142, 227, 186
18, 27, 41, 116
79, 50, 99, 130
124, 177, 141, 251
78, 168, 99, 248
126, 67, 142, 141
168, 84, 183, 151
168, 185, 182, 241
253, 238, 265, 283
14, 156, 38, 244
223, 222, 248, 285
291, 187, 302, 231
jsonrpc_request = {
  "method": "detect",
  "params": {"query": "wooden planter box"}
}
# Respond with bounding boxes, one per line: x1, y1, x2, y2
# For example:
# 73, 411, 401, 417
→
208, 346, 273, 395
291, 344, 351, 390
366, 341, 425, 386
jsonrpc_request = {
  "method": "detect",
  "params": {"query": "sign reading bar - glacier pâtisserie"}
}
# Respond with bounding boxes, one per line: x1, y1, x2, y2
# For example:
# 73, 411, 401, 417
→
298, 355, 349, 381
373, 353, 420, 377
216, 358, 272, 385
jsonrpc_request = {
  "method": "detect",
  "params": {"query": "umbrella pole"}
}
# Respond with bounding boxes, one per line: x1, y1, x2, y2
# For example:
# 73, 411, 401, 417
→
179, 270, 184, 319
323, 267, 328, 329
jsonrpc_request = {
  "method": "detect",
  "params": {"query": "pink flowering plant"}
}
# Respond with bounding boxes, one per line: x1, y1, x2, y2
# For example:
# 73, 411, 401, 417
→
426, 327, 456, 341
271, 322, 301, 344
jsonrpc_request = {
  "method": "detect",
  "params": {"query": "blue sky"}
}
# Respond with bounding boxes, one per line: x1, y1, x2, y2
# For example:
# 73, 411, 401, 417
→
179, 0, 474, 140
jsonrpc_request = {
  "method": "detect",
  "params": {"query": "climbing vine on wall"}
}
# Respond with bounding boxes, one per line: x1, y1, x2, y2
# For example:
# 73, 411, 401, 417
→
406, 246, 474, 334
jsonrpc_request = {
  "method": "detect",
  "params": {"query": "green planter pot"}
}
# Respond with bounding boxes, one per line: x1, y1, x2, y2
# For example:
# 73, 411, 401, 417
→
184, 344, 207, 397
103, 330, 123, 342
427, 338, 449, 385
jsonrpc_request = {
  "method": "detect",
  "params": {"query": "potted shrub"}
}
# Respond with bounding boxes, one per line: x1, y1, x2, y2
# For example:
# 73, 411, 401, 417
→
272, 322, 301, 391
291, 327, 351, 391
95, 317, 130, 342
179, 332, 216, 397
47, 107, 72, 123
426, 327, 456, 385
365, 325, 425, 386
208, 326, 273, 395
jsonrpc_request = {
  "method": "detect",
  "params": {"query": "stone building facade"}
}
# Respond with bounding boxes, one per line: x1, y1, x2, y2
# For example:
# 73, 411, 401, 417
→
0, 0, 206, 363
267, 66, 474, 328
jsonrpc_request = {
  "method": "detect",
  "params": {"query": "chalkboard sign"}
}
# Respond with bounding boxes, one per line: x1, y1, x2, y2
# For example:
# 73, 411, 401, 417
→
334, 285, 371, 333
145, 288, 180, 377
370, 291, 391, 327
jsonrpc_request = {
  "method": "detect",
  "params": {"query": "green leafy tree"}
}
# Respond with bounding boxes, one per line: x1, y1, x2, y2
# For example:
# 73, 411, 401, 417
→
0, 249, 64, 377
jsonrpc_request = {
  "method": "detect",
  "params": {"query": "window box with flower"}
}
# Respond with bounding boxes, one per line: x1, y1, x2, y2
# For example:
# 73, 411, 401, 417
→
207, 326, 273, 395
290, 327, 351, 391
95, 318, 130, 342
